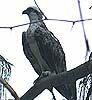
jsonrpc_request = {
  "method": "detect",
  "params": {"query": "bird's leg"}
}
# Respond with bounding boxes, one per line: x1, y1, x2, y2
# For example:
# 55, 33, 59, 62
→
41, 70, 52, 77
34, 71, 56, 100
34, 71, 52, 84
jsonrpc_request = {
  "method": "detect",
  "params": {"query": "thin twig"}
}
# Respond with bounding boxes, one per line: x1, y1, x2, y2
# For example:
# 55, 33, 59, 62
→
89, 6, 92, 9
34, 0, 48, 19
0, 18, 92, 30
77, 0, 90, 60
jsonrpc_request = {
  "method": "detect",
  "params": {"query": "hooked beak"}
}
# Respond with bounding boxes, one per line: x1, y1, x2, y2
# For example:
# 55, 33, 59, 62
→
22, 10, 27, 14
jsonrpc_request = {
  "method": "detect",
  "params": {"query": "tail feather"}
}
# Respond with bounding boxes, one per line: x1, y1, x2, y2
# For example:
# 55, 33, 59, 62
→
55, 81, 76, 100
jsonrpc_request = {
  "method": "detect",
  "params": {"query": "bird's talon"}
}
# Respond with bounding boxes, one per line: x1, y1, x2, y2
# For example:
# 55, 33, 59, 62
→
33, 71, 51, 84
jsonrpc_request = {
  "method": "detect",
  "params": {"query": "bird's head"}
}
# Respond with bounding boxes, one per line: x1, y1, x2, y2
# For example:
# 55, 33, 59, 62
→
22, 7, 43, 22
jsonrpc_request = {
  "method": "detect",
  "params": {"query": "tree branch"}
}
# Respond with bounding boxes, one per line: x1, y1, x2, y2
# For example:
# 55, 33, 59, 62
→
0, 77, 20, 100
0, 18, 92, 29
20, 60, 92, 100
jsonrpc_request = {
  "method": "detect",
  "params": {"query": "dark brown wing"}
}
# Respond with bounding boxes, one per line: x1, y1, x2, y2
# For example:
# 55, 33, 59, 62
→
22, 32, 42, 75
34, 27, 66, 73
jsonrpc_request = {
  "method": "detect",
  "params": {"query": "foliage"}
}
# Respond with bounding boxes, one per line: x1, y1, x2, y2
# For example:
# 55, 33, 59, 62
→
0, 55, 13, 99
79, 74, 92, 100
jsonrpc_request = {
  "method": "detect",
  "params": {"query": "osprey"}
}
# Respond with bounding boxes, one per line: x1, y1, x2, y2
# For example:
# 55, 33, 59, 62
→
22, 7, 76, 100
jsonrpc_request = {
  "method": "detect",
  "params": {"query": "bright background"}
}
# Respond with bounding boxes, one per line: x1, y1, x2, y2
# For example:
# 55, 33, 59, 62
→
0, 0, 92, 99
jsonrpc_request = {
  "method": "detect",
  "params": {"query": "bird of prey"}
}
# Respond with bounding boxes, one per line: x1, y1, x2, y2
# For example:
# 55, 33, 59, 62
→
22, 7, 76, 100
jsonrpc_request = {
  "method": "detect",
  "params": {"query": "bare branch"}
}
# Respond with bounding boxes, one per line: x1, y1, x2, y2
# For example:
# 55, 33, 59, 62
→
0, 77, 20, 100
0, 18, 92, 30
20, 60, 92, 100
77, 0, 90, 60
33, 0, 47, 19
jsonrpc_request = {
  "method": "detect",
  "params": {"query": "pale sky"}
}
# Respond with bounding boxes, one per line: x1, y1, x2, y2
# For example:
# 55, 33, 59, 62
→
0, 0, 92, 100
